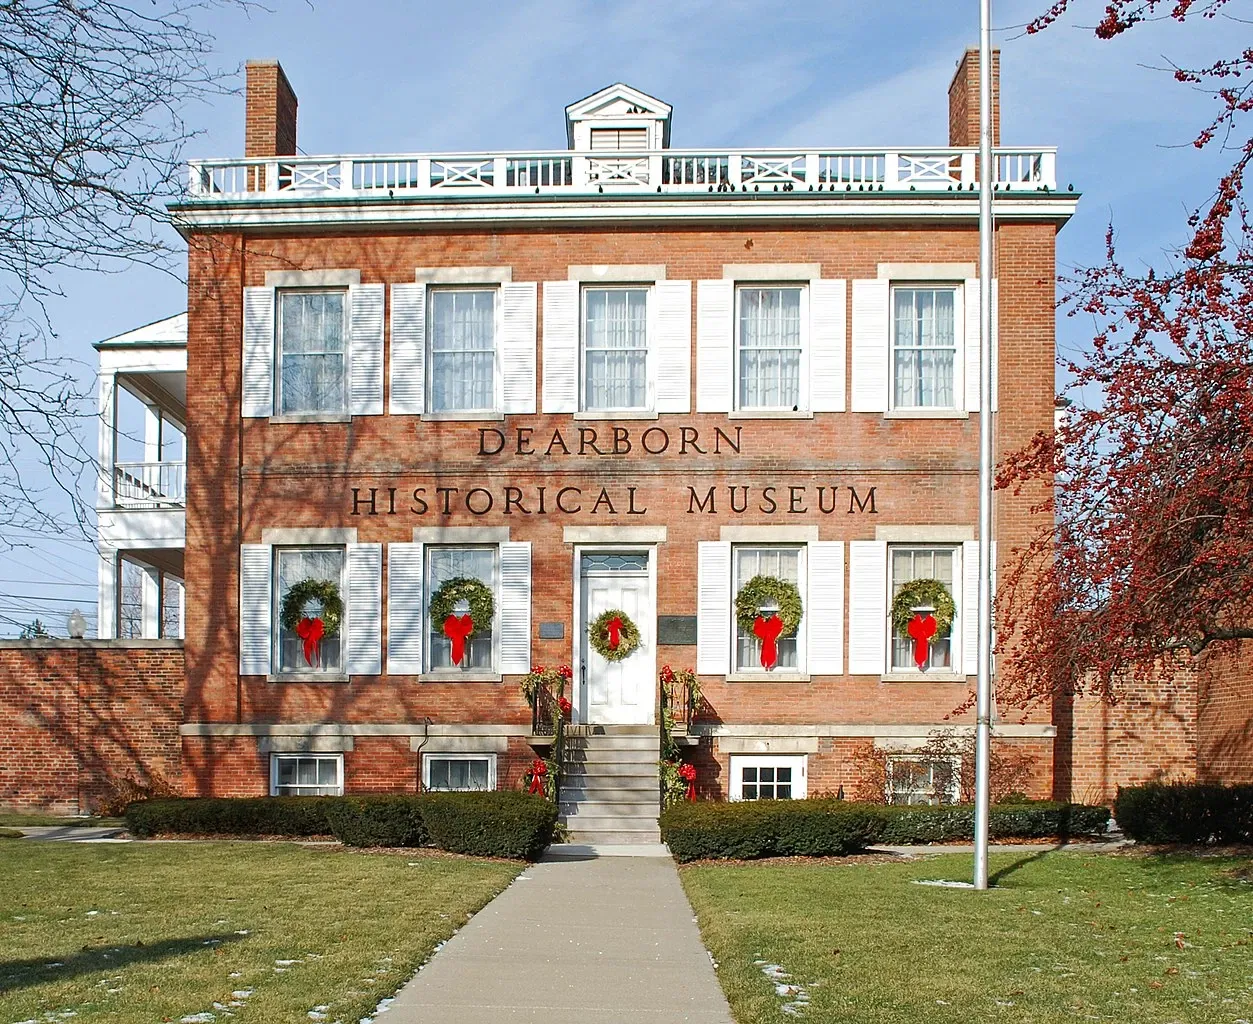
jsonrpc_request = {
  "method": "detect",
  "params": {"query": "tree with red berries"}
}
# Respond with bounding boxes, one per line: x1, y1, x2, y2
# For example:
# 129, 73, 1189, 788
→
997, 1, 1253, 706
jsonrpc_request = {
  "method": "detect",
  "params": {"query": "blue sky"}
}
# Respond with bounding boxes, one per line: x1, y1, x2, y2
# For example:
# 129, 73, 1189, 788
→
0, 0, 1236, 635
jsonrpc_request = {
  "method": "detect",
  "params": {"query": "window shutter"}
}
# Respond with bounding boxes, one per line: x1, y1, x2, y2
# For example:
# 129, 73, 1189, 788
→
809, 279, 847, 413
389, 283, 426, 415
654, 280, 692, 413
346, 543, 382, 675
242, 287, 275, 418
239, 543, 272, 675
847, 540, 887, 675
541, 281, 579, 413
964, 278, 981, 412
696, 541, 731, 675
500, 282, 537, 414
962, 539, 997, 676
348, 283, 385, 416
499, 541, 532, 675
386, 542, 424, 674
850, 280, 890, 412
806, 541, 844, 674
695, 280, 733, 412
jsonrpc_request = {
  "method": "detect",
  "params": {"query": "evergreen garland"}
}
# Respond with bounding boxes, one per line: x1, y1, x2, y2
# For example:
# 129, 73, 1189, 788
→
588, 608, 641, 661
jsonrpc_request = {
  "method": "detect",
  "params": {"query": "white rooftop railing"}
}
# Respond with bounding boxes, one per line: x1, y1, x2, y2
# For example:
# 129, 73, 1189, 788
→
187, 147, 1058, 199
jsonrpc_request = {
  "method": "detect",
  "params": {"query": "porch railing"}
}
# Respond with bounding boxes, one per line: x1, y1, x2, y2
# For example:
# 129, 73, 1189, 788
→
187, 146, 1057, 200
530, 677, 565, 805
113, 461, 186, 509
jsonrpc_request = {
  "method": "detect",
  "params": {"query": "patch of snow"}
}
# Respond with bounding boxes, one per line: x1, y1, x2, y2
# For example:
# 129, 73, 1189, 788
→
275, 960, 300, 966
180, 1014, 216, 1023
86, 911, 99, 917
914, 879, 977, 889
234, 930, 249, 936
230, 991, 253, 999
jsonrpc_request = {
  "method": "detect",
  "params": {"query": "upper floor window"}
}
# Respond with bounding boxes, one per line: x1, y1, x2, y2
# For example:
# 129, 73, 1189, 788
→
429, 288, 496, 414
733, 545, 804, 673
274, 546, 345, 675
736, 286, 805, 411
889, 545, 956, 672
892, 286, 957, 409
277, 290, 347, 415
583, 287, 649, 412
426, 546, 498, 672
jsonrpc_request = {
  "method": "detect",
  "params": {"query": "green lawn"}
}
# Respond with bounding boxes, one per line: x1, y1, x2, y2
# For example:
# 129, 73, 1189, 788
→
0, 841, 520, 1023
681, 850, 1253, 1024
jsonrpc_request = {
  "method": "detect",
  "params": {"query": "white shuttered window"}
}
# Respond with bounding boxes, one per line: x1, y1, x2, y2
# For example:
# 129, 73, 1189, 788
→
892, 287, 958, 409
736, 287, 806, 411
277, 291, 348, 415
889, 546, 956, 671
428, 289, 496, 413
274, 547, 345, 675
583, 287, 649, 411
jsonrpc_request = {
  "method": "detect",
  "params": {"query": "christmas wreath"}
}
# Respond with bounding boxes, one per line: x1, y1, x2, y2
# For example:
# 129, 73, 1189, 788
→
588, 608, 640, 661
279, 578, 344, 667
734, 575, 803, 635
889, 579, 956, 638
430, 576, 494, 665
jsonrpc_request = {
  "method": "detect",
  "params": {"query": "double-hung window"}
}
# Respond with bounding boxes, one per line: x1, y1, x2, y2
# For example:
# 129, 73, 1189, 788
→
425, 546, 497, 672
733, 546, 804, 673
736, 286, 805, 411
271, 753, 343, 796
424, 754, 495, 792
885, 754, 960, 806
582, 286, 650, 411
277, 290, 348, 415
892, 286, 958, 409
889, 546, 957, 672
428, 288, 496, 413
274, 547, 346, 675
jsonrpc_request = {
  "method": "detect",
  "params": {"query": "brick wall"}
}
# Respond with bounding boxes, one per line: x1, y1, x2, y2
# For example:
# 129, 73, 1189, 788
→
0, 641, 183, 813
948, 47, 1001, 147
1197, 640, 1253, 783
244, 61, 297, 158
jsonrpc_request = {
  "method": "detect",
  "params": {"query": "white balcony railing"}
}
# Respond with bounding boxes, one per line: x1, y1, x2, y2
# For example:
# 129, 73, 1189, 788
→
113, 461, 186, 509
187, 147, 1057, 200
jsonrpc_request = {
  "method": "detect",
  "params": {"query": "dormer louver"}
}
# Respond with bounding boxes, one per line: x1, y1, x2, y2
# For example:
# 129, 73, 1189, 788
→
564, 83, 672, 151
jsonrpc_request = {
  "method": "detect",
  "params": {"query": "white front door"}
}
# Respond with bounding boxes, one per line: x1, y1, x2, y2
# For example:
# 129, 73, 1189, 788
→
579, 551, 654, 725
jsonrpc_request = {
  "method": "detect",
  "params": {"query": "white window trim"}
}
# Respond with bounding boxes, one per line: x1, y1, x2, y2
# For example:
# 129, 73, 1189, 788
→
422, 544, 501, 677
888, 282, 963, 414
269, 752, 344, 797
731, 543, 807, 676
422, 752, 498, 792
579, 283, 655, 414
423, 284, 502, 419
732, 283, 810, 413
728, 754, 807, 800
271, 545, 348, 681
274, 287, 351, 419
885, 753, 961, 806
885, 543, 963, 676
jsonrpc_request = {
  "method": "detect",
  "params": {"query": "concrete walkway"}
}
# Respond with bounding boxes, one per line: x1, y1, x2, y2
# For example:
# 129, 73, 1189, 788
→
15, 825, 128, 842
387, 847, 734, 1024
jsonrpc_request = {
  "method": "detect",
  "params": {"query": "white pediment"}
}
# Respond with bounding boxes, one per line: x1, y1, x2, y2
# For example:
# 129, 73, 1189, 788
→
565, 84, 672, 149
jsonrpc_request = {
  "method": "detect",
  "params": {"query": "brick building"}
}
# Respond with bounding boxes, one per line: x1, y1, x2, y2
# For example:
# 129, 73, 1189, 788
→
13, 51, 1235, 829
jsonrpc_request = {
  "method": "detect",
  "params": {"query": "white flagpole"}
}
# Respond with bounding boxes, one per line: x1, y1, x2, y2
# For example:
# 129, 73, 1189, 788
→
973, 0, 995, 890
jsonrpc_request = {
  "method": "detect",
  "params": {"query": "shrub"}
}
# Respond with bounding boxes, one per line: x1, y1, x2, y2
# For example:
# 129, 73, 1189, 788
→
125, 797, 335, 838
1115, 783, 1253, 844
420, 792, 557, 860
876, 802, 1109, 844
324, 795, 428, 847
661, 800, 885, 862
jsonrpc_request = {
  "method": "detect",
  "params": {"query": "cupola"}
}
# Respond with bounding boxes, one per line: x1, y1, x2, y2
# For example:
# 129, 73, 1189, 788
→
564, 83, 672, 151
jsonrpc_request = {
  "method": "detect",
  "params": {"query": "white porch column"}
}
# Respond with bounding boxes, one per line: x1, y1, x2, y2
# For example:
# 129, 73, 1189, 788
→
143, 403, 162, 463
97, 373, 116, 508
96, 546, 117, 639
141, 564, 162, 638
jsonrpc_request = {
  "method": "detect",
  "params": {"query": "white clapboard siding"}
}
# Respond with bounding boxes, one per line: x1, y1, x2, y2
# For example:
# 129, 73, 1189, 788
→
349, 283, 385, 416
964, 278, 981, 412
346, 543, 382, 675
499, 541, 532, 675
541, 281, 579, 413
807, 541, 844, 674
239, 543, 273, 675
241, 287, 275, 418
962, 539, 998, 676
695, 280, 734, 412
847, 540, 888, 675
810, 279, 847, 412
386, 542, 424, 674
696, 541, 732, 675
500, 282, 537, 414
389, 283, 426, 415
850, 279, 890, 412
654, 280, 692, 413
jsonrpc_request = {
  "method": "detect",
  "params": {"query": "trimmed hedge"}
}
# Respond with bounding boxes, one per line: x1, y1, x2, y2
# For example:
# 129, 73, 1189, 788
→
660, 800, 1110, 862
420, 792, 559, 861
1115, 783, 1253, 844
125, 797, 335, 838
124, 791, 557, 859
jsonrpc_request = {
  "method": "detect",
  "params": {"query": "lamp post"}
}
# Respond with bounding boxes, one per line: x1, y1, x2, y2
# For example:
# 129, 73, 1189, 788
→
973, 0, 995, 891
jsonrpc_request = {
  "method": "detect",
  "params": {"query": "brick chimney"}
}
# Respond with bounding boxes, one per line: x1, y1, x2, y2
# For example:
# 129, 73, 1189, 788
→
948, 47, 1000, 147
245, 60, 298, 158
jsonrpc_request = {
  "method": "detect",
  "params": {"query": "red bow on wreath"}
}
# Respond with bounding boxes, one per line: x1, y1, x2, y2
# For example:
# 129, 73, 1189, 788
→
528, 758, 548, 795
442, 614, 474, 666
605, 616, 624, 650
678, 762, 697, 802
907, 612, 938, 670
296, 617, 324, 666
752, 614, 785, 670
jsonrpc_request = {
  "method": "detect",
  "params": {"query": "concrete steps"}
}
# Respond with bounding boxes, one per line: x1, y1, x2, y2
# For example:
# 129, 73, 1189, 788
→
560, 727, 660, 845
